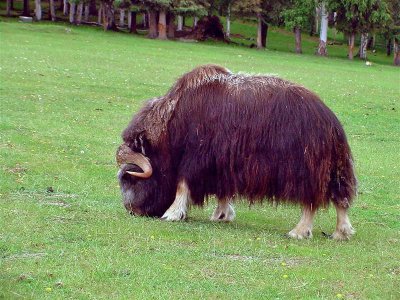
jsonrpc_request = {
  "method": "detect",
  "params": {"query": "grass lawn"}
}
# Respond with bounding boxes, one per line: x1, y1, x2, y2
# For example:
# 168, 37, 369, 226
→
1, 18, 399, 299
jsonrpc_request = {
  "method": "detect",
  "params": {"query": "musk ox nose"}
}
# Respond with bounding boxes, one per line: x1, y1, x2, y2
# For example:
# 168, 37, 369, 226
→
124, 200, 144, 216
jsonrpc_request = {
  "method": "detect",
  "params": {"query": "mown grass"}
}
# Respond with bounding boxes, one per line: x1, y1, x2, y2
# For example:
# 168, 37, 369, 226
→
0, 18, 399, 299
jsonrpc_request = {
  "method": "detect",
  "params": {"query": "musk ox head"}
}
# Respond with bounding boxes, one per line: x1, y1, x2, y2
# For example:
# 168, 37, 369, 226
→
116, 65, 231, 217
116, 141, 177, 217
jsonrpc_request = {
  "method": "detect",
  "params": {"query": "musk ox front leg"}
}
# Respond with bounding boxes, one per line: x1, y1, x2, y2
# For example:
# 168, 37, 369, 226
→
331, 204, 355, 240
161, 180, 190, 221
210, 197, 236, 222
288, 205, 316, 239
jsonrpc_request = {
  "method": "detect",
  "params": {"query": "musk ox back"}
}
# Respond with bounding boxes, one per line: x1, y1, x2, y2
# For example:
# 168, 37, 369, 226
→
117, 65, 357, 240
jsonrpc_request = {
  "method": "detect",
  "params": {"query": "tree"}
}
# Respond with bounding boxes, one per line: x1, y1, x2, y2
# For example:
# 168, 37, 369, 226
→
6, 0, 12, 16
63, 0, 69, 15
233, 0, 288, 49
331, 0, 391, 60
49, 0, 56, 21
317, 1, 328, 55
218, 0, 236, 38
100, 0, 118, 30
282, 0, 315, 54
22, 0, 31, 17
76, 1, 84, 24
383, 0, 400, 65
69, 0, 77, 23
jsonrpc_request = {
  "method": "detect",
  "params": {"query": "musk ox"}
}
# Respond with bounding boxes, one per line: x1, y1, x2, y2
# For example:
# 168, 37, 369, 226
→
116, 65, 357, 240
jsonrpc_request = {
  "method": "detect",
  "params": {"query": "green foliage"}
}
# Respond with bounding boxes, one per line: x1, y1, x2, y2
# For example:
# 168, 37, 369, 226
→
172, 0, 209, 16
383, 0, 400, 39
231, 0, 289, 25
281, 0, 315, 30
114, 0, 131, 9
330, 0, 391, 34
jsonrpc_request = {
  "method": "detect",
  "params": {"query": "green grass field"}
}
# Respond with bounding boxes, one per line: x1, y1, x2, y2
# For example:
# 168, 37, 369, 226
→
1, 18, 399, 299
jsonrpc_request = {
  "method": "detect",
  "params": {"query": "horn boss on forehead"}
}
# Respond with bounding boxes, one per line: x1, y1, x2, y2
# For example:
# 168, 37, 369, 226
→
116, 144, 152, 178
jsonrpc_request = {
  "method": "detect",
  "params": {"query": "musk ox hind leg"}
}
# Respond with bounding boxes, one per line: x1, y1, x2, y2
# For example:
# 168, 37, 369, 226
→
331, 204, 355, 241
288, 204, 316, 239
210, 197, 236, 222
161, 180, 190, 221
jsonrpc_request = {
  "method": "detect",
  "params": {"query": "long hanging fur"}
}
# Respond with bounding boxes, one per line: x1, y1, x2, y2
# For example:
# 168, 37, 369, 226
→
121, 65, 356, 216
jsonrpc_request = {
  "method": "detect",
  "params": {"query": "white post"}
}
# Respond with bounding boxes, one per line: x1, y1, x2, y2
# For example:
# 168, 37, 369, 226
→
177, 15, 183, 31
194, 16, 198, 27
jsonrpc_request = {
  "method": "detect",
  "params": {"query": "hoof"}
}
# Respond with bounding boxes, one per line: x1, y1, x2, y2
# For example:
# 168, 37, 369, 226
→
210, 203, 235, 222
161, 210, 186, 221
331, 225, 355, 241
287, 228, 313, 240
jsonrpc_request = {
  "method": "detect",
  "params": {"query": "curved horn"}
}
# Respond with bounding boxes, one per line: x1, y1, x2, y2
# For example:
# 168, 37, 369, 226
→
116, 144, 153, 178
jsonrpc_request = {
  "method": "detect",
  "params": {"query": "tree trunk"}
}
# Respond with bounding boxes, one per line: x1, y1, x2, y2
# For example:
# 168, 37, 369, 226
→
314, 6, 320, 36
359, 33, 368, 60
158, 10, 167, 40
130, 11, 137, 33
148, 10, 158, 38
76, 2, 83, 24
119, 9, 125, 27
6, 0, 12, 16
225, 3, 231, 38
63, 0, 68, 15
387, 38, 392, 56
317, 2, 328, 56
177, 15, 183, 31
167, 12, 175, 38
193, 16, 198, 28
294, 27, 302, 54
128, 11, 131, 29
89, 0, 96, 16
142, 13, 148, 28
10, 0, 14, 10
348, 33, 355, 60
98, 3, 102, 24
69, 2, 76, 24
256, 14, 267, 49
394, 38, 400, 66
84, 3, 89, 21
103, 3, 117, 31
35, 0, 42, 20
22, 0, 30, 16
49, 0, 56, 21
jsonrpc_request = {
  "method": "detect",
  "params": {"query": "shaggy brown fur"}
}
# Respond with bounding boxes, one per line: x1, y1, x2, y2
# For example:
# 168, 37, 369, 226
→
119, 65, 356, 217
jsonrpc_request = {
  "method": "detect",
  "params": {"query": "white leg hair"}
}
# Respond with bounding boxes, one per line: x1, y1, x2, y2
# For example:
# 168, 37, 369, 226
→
161, 180, 190, 221
288, 205, 316, 239
331, 204, 355, 241
210, 198, 236, 222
